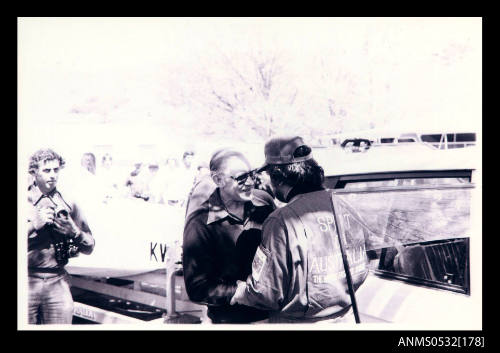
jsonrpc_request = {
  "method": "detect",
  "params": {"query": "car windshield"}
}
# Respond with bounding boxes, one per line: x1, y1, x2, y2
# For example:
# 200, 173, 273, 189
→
332, 184, 472, 250
331, 181, 473, 293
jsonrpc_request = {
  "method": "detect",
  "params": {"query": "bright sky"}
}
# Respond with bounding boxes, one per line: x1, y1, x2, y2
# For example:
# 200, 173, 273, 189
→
18, 17, 482, 153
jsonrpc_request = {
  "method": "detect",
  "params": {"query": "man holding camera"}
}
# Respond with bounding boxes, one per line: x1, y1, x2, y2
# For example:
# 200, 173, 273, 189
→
27, 149, 95, 324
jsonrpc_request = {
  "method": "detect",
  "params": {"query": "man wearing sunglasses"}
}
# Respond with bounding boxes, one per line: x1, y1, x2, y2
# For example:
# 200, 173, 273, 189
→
182, 148, 276, 323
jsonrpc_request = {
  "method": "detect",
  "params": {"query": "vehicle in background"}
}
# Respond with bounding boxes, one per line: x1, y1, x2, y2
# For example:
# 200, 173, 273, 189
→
329, 130, 476, 150
314, 145, 479, 326
66, 190, 203, 324
340, 138, 372, 153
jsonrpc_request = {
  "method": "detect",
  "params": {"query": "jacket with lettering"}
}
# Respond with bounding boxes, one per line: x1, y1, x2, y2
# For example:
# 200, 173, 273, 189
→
236, 189, 369, 322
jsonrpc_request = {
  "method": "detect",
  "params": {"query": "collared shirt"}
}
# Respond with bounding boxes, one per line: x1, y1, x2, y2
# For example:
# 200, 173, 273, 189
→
27, 184, 95, 269
182, 188, 275, 323
206, 190, 260, 227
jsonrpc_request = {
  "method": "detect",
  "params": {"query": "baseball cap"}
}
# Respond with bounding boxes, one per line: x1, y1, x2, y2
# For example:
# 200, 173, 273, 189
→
257, 136, 313, 172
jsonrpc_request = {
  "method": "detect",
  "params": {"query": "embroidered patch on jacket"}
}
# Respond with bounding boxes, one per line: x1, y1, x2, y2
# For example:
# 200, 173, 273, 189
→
252, 246, 268, 282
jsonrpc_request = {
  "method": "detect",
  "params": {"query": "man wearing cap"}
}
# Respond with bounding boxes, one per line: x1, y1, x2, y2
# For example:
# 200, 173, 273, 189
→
230, 136, 369, 323
27, 148, 95, 324
182, 148, 276, 323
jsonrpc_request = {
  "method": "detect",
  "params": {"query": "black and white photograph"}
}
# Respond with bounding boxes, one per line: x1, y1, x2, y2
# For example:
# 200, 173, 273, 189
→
18, 17, 482, 332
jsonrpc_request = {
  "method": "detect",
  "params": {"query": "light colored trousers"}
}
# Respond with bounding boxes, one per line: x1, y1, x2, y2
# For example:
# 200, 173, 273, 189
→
28, 273, 74, 324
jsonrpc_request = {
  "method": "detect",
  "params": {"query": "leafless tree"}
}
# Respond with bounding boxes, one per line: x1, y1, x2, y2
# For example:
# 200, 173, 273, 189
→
161, 46, 307, 141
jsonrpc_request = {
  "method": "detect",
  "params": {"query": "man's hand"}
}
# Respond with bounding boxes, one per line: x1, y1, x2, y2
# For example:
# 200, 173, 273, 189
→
230, 280, 247, 306
32, 206, 55, 230
53, 212, 80, 238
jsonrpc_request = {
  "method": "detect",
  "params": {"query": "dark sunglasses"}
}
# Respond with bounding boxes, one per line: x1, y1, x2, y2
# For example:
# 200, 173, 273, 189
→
230, 169, 257, 185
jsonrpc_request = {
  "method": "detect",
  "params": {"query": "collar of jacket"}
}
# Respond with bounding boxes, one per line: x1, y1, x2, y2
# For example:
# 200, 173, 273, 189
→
285, 185, 326, 203
206, 188, 257, 225
28, 184, 59, 206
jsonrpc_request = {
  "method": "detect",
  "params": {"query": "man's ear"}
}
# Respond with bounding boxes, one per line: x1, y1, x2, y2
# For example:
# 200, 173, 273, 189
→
211, 172, 225, 188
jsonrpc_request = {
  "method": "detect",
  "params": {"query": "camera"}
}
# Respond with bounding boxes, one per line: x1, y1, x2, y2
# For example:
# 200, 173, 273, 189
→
51, 207, 79, 265
53, 238, 79, 266
55, 208, 69, 220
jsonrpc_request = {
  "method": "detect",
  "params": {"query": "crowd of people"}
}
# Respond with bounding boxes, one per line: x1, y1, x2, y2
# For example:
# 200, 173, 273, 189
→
70, 149, 211, 208
26, 136, 369, 325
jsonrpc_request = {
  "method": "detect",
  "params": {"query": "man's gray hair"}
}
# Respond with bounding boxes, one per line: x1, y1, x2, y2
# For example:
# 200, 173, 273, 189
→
209, 148, 249, 173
